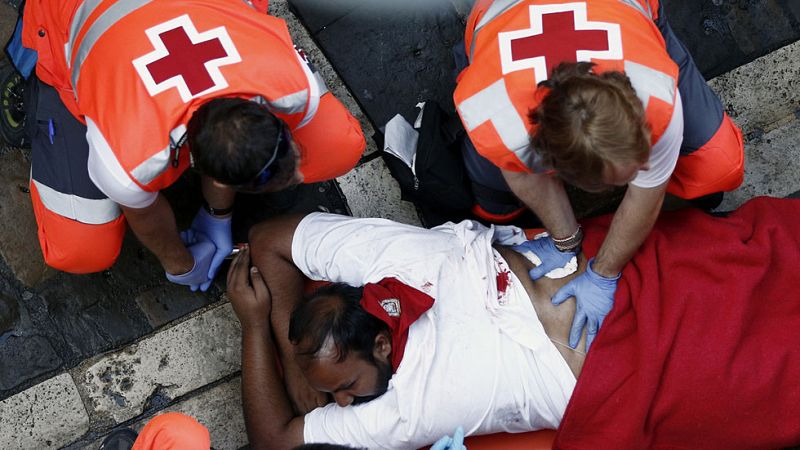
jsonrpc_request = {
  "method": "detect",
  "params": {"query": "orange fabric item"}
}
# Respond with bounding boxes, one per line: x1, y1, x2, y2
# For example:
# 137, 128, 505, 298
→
295, 93, 366, 183
21, 0, 83, 118
250, 0, 270, 14
132, 412, 211, 450
24, 0, 364, 193
464, 429, 556, 449
29, 181, 126, 274
666, 113, 744, 199
470, 203, 527, 223
454, 0, 678, 173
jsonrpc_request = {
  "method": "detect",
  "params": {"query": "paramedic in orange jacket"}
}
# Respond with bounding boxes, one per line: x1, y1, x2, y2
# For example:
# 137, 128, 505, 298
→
454, 0, 744, 348
21, 0, 365, 290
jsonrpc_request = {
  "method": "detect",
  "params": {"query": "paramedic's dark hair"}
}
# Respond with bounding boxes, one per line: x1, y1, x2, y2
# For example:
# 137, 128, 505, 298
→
187, 98, 282, 185
289, 283, 388, 363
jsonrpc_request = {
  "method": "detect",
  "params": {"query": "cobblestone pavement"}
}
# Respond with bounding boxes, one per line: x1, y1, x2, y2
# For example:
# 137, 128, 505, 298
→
1, 0, 799, 449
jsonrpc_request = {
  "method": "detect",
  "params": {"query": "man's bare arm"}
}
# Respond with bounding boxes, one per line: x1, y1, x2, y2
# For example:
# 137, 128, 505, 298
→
228, 248, 305, 450
502, 169, 579, 239
592, 183, 667, 277
121, 194, 193, 275
248, 215, 330, 414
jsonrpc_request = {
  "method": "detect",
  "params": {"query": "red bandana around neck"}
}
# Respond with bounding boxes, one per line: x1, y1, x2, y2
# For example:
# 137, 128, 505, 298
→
360, 278, 435, 372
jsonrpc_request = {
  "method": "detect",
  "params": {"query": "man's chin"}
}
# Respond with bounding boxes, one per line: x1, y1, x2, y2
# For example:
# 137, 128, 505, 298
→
352, 359, 393, 405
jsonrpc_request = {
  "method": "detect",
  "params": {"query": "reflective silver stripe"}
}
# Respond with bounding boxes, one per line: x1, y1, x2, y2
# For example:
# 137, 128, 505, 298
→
33, 180, 121, 225
71, 0, 153, 91
65, 0, 104, 68
458, 79, 533, 167
314, 72, 330, 97
470, 0, 524, 62
624, 60, 675, 109
131, 125, 186, 186
617, 0, 652, 20
269, 90, 309, 115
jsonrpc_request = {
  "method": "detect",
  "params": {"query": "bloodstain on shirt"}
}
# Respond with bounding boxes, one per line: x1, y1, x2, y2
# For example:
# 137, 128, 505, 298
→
496, 270, 510, 296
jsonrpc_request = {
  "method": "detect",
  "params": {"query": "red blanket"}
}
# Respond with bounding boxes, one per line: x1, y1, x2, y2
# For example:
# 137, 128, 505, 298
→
555, 197, 800, 450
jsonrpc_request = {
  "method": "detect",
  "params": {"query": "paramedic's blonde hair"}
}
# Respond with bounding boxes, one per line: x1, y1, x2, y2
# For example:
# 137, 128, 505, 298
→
530, 62, 651, 188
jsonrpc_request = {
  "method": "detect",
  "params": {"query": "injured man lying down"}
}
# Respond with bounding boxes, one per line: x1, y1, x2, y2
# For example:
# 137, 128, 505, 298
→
226, 197, 800, 450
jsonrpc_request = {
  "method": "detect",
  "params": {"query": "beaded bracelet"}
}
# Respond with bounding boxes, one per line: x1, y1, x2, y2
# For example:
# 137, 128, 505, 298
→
552, 225, 583, 252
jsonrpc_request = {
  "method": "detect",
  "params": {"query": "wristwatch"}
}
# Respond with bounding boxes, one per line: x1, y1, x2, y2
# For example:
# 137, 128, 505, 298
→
202, 201, 234, 217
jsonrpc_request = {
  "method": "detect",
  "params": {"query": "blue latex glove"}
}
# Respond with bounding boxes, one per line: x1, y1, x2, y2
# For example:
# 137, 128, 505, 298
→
190, 207, 233, 290
512, 235, 577, 280
166, 236, 216, 292
552, 257, 620, 350
431, 427, 466, 450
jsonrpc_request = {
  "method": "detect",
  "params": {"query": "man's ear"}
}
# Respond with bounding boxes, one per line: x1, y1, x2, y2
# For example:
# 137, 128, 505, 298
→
373, 331, 392, 362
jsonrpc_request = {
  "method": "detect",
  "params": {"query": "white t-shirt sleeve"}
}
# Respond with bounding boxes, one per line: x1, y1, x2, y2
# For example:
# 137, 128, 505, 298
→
291, 213, 462, 288
85, 117, 158, 209
630, 91, 684, 189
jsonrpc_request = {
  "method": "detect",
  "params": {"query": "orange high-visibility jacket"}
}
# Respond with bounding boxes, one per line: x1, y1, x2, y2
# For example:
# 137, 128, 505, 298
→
454, 0, 677, 173
23, 0, 323, 192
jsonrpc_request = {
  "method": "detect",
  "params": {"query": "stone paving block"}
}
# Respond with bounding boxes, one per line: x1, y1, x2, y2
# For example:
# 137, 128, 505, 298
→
136, 378, 246, 450
0, 2, 17, 48
0, 373, 89, 449
81, 378, 246, 450
720, 117, 800, 212
135, 285, 215, 329
709, 40, 800, 134
0, 284, 65, 397
271, 0, 378, 157
293, 0, 465, 129
0, 149, 53, 287
35, 263, 155, 366
0, 333, 61, 392
337, 157, 421, 226
664, 0, 800, 79
76, 303, 241, 425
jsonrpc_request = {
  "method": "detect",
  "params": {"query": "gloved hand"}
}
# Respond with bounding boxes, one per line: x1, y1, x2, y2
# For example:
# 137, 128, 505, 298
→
431, 426, 466, 450
552, 257, 620, 351
513, 235, 577, 280
166, 235, 216, 292
190, 207, 233, 291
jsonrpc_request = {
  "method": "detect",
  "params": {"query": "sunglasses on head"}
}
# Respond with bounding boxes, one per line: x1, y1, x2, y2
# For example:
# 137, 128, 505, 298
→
232, 124, 292, 191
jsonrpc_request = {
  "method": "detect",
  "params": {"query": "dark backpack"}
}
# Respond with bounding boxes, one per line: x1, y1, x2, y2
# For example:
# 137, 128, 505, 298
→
381, 102, 474, 225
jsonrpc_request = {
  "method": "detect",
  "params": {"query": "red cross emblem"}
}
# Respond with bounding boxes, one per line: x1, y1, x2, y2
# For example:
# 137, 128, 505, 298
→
498, 3, 622, 81
133, 15, 242, 103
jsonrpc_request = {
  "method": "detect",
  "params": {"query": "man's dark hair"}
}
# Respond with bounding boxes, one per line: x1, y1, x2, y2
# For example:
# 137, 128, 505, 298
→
289, 283, 389, 363
187, 97, 282, 185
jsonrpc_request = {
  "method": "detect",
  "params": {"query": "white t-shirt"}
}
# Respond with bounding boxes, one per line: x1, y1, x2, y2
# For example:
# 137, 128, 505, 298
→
630, 91, 684, 189
86, 118, 159, 209
293, 213, 577, 449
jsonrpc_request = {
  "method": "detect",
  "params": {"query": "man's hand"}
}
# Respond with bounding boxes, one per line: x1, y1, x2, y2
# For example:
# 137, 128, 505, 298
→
226, 246, 271, 331
513, 235, 577, 279
227, 248, 328, 414
191, 207, 234, 291
165, 235, 216, 291
552, 257, 619, 351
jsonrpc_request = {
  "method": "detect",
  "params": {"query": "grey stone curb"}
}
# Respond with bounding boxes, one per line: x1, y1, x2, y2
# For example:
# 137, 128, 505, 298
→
0, 373, 89, 449
709, 40, 800, 136
70, 302, 241, 428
